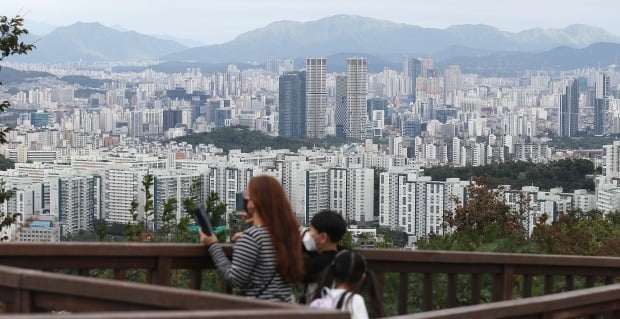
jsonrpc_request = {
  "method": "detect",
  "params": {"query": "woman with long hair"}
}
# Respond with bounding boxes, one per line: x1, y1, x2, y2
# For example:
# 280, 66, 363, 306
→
200, 175, 304, 302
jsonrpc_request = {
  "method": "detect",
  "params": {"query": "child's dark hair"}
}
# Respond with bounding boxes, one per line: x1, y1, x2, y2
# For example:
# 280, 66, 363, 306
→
310, 210, 347, 243
313, 249, 385, 317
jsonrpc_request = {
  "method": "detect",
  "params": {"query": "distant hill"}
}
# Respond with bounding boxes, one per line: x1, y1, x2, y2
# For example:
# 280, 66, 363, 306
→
112, 61, 257, 74
172, 127, 314, 153
15, 22, 187, 63
0, 67, 56, 84
424, 159, 595, 192
150, 34, 206, 48
163, 15, 620, 63
60, 75, 112, 88
114, 42, 620, 75
172, 126, 345, 153
445, 42, 620, 75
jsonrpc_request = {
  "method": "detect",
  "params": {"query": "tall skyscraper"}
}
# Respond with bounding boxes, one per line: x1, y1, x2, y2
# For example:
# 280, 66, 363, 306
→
346, 57, 368, 140
162, 110, 183, 131
305, 58, 327, 138
335, 75, 347, 138
595, 72, 610, 135
419, 58, 434, 77
443, 65, 462, 102
404, 57, 421, 101
559, 78, 579, 137
278, 71, 306, 138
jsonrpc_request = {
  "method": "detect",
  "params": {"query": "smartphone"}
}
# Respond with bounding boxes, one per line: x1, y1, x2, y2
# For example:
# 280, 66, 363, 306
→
193, 204, 213, 236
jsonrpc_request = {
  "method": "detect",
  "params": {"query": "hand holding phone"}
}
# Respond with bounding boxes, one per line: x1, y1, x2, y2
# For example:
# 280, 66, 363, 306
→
194, 204, 213, 236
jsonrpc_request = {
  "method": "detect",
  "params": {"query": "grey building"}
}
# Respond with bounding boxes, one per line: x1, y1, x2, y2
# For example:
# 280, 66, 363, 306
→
559, 78, 579, 137
306, 58, 327, 138
346, 57, 368, 140
278, 71, 306, 138
335, 75, 347, 138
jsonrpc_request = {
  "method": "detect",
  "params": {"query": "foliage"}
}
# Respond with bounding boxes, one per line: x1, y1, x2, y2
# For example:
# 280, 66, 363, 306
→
61, 230, 100, 242
75, 88, 106, 99
549, 135, 620, 150
339, 231, 358, 248
377, 227, 407, 248
417, 176, 530, 252
0, 154, 14, 170
417, 175, 620, 257
177, 178, 203, 243
424, 159, 595, 192
123, 199, 142, 241
142, 174, 154, 231
0, 16, 34, 240
94, 219, 107, 241
0, 67, 54, 84
156, 198, 178, 241
61, 220, 113, 242
172, 126, 345, 153
60, 75, 111, 88
530, 210, 620, 256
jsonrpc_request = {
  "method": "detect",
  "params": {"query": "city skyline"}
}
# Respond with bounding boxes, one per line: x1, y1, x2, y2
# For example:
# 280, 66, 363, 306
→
6, 0, 620, 44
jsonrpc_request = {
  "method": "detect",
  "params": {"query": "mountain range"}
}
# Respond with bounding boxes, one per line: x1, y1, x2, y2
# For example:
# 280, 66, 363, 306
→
7, 15, 620, 73
15, 22, 187, 63
164, 15, 620, 63
445, 42, 620, 75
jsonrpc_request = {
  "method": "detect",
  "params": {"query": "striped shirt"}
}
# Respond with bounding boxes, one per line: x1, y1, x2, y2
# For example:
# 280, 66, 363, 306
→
208, 226, 292, 302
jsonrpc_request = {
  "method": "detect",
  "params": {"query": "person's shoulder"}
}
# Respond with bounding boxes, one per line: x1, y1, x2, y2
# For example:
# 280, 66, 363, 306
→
350, 293, 365, 305
348, 293, 368, 318
243, 226, 269, 239
311, 250, 337, 264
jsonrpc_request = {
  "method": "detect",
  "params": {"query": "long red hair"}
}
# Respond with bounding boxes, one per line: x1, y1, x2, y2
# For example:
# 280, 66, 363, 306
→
248, 175, 303, 283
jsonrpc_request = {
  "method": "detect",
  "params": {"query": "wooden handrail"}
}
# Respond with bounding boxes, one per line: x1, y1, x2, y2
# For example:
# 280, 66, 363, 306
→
0, 309, 350, 319
388, 283, 620, 319
0, 243, 618, 316
0, 243, 618, 268
0, 264, 347, 318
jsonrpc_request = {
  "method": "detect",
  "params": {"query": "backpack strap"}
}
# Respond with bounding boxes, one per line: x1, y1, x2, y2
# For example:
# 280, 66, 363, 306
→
335, 290, 352, 310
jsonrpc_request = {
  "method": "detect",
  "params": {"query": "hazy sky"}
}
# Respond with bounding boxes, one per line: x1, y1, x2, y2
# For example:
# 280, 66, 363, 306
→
5, 0, 620, 44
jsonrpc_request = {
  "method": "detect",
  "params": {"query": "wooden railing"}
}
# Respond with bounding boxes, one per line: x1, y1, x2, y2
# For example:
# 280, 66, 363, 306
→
390, 283, 620, 319
0, 263, 347, 318
0, 243, 619, 317
362, 249, 620, 314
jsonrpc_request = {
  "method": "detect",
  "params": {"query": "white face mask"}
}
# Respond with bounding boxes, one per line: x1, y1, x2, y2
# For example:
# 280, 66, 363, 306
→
302, 231, 318, 252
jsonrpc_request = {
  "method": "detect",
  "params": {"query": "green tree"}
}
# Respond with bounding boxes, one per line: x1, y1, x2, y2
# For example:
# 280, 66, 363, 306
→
176, 178, 203, 243
94, 219, 107, 242
142, 174, 154, 232
157, 198, 178, 241
377, 227, 408, 248
424, 159, 595, 192
124, 199, 142, 241
418, 176, 529, 252
205, 191, 227, 242
530, 213, 595, 255
0, 17, 34, 240
339, 231, 359, 248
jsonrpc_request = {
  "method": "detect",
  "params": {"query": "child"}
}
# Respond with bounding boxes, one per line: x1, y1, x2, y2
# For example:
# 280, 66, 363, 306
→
301, 210, 347, 303
309, 249, 384, 319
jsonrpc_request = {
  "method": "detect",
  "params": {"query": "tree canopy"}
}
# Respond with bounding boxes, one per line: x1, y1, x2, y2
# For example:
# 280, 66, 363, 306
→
424, 159, 595, 192
172, 126, 345, 153
0, 15, 34, 240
